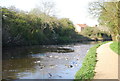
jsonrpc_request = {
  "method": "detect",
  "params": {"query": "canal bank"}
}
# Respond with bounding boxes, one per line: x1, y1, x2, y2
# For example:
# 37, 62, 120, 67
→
75, 41, 109, 79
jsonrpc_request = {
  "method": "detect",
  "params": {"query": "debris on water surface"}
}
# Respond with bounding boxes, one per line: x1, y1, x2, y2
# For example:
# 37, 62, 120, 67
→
69, 65, 73, 68
39, 64, 45, 67
48, 73, 52, 77
75, 64, 78, 66
54, 56, 59, 58
40, 67, 43, 70
65, 57, 68, 60
65, 64, 73, 68
39, 64, 45, 70
65, 64, 69, 67
34, 61, 41, 63
52, 47, 74, 53
58, 75, 62, 78
50, 64, 54, 66
49, 55, 53, 58
50, 65, 55, 68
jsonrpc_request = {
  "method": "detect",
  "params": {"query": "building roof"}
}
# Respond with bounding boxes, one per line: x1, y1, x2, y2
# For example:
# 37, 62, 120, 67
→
77, 24, 88, 28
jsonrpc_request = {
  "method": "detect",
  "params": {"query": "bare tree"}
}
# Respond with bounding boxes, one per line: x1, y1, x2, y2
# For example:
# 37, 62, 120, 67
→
36, 0, 56, 16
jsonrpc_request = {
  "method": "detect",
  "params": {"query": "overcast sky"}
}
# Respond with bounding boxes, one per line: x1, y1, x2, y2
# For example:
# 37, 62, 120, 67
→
1, 0, 99, 26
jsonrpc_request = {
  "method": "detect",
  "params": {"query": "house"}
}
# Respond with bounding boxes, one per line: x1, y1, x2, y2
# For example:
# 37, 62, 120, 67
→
74, 24, 88, 32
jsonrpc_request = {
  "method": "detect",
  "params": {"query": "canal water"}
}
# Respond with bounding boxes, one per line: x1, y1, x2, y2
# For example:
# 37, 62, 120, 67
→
2, 42, 98, 79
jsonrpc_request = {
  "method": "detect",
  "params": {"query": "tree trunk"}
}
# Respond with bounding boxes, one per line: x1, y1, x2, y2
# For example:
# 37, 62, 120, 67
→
111, 34, 120, 42
116, 34, 120, 42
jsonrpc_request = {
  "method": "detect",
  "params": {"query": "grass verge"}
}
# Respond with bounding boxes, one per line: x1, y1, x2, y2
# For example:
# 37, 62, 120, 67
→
110, 41, 120, 55
75, 41, 109, 80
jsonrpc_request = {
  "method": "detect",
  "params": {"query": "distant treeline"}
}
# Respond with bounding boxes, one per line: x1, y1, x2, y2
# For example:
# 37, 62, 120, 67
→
2, 7, 90, 47
80, 27, 112, 41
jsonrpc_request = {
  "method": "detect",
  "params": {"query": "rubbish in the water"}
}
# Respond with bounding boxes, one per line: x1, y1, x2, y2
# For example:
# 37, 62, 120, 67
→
48, 73, 52, 77
77, 58, 79, 60
50, 65, 54, 66
65, 64, 73, 68
87, 50, 89, 52
58, 75, 62, 78
34, 61, 41, 63
65, 59, 68, 60
50, 65, 55, 68
39, 64, 45, 67
54, 56, 59, 58
49, 56, 53, 58
65, 64, 69, 67
65, 57, 68, 60
39, 64, 45, 70
40, 67, 43, 70
75, 64, 78, 66
69, 65, 73, 68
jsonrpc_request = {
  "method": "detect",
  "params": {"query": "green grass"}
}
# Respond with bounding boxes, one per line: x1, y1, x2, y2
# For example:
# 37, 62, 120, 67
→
75, 41, 109, 80
110, 41, 120, 55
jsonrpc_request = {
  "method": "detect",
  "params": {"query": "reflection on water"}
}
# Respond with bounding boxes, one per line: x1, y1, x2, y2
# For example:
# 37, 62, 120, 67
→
2, 42, 98, 79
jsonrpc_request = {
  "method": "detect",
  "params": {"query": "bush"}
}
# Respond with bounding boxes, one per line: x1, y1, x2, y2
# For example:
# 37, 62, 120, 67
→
80, 27, 111, 39
2, 7, 83, 46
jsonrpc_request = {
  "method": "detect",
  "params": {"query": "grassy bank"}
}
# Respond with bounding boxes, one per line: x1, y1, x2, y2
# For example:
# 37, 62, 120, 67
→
110, 41, 120, 55
75, 41, 109, 80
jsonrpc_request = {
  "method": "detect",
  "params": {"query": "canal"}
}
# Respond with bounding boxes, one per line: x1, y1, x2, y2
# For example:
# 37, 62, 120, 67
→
2, 42, 99, 79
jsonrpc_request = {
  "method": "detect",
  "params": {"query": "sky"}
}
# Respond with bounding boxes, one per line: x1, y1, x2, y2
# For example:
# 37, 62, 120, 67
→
1, 0, 99, 26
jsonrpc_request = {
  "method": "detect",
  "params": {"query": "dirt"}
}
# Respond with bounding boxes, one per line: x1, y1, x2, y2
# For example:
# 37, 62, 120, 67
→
94, 42, 118, 79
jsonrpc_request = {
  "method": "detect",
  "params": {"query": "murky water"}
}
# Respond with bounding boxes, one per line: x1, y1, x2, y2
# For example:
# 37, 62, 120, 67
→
2, 42, 98, 79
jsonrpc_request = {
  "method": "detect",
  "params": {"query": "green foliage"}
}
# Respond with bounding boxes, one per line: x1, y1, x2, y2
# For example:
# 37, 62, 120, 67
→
81, 27, 100, 37
75, 41, 109, 80
110, 42, 120, 55
99, 2, 119, 40
2, 7, 87, 46
81, 27, 111, 39
89, 2, 120, 41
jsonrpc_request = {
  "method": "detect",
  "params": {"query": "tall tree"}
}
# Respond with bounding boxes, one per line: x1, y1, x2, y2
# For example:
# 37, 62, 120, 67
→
89, 1, 120, 41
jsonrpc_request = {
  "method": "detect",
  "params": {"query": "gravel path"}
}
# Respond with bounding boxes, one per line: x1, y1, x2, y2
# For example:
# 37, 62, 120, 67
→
94, 42, 118, 79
